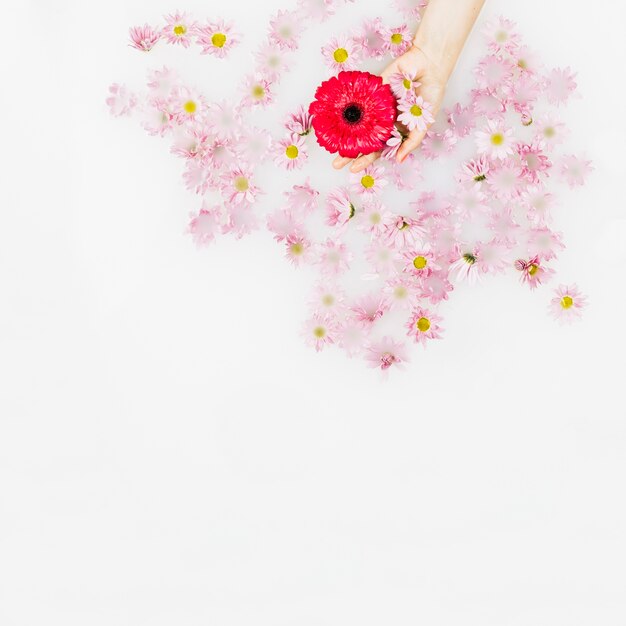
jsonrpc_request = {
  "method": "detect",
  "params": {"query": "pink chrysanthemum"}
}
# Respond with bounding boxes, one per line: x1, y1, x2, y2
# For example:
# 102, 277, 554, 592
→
285, 105, 313, 136
475, 119, 515, 160
321, 36, 361, 72
269, 10, 303, 51
106, 83, 138, 117
389, 71, 421, 100
545, 67, 577, 106
196, 19, 239, 58
242, 74, 274, 108
254, 43, 290, 81
284, 180, 320, 215
514, 255, 555, 290
516, 141, 552, 184
397, 93, 435, 132
381, 24, 413, 56
483, 16, 520, 54
381, 127, 406, 161
559, 154, 593, 188
326, 187, 356, 228
161, 12, 196, 47
350, 163, 388, 196
274, 134, 308, 170
302, 314, 336, 351
128, 24, 161, 52
315, 239, 352, 275
406, 307, 444, 345
353, 17, 386, 59
309, 71, 398, 158
350, 293, 390, 326
187, 203, 222, 246
220, 166, 261, 205
286, 232, 315, 266
365, 336, 410, 373
548, 284, 587, 324
403, 248, 439, 278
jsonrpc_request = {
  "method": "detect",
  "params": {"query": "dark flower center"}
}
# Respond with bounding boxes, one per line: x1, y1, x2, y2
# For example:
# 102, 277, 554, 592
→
342, 104, 362, 124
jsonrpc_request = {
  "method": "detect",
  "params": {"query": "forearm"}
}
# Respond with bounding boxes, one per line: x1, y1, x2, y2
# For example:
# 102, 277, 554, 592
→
414, 0, 486, 82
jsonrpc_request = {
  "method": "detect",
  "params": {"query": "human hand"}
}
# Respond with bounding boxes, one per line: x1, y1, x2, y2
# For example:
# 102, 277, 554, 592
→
332, 44, 447, 173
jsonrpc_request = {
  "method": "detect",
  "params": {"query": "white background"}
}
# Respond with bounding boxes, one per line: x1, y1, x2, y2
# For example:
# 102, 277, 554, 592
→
1, 0, 625, 624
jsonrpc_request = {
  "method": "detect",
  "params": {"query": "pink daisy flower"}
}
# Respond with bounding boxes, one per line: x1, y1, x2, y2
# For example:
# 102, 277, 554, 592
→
285, 105, 313, 136
187, 203, 222, 246
406, 307, 444, 346
161, 12, 196, 47
447, 103, 476, 139
389, 71, 421, 100
357, 198, 391, 235
381, 127, 406, 161
350, 163, 388, 196
449, 248, 482, 285
220, 166, 261, 205
528, 227, 565, 262
397, 94, 435, 132
353, 17, 386, 59
474, 55, 515, 92
254, 42, 290, 82
365, 337, 410, 374
206, 100, 242, 141
315, 239, 352, 275
475, 119, 515, 160
302, 314, 336, 352
242, 74, 274, 108
483, 16, 520, 54
545, 67, 577, 106
267, 209, 304, 242
326, 187, 356, 228
350, 293, 390, 326
364, 239, 400, 276
196, 19, 239, 58
534, 114, 569, 146
381, 24, 413, 56
487, 160, 523, 199
274, 134, 308, 170
383, 214, 426, 250
286, 232, 315, 266
403, 248, 438, 279
223, 204, 259, 239
321, 36, 360, 72
309, 282, 347, 315
284, 180, 320, 216
559, 154, 593, 189
393, 0, 428, 21
269, 10, 303, 51
548, 284, 588, 324
128, 24, 161, 52
516, 141, 552, 184
235, 126, 272, 163
384, 276, 419, 310
514, 255, 555, 290
458, 155, 490, 186
420, 270, 455, 305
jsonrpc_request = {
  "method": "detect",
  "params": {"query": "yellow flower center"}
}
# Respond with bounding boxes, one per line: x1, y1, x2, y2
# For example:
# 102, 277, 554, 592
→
322, 294, 334, 306
211, 33, 227, 48
252, 85, 265, 100
183, 100, 197, 114
496, 30, 508, 43
333, 48, 349, 63
491, 133, 504, 146
361, 175, 375, 188
528, 263, 539, 276
290, 242, 303, 255
416, 317, 431, 332
544, 126, 556, 138
410, 104, 423, 117
394, 286, 408, 299
173, 24, 187, 36
313, 326, 326, 338
413, 256, 428, 270
518, 59, 527, 70
561, 295, 574, 309
234, 176, 249, 192
391, 33, 403, 45
285, 145, 299, 159
402, 78, 412, 90
370, 213, 381, 224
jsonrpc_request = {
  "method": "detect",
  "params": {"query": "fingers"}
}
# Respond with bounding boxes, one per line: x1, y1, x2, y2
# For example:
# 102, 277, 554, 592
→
332, 156, 352, 170
349, 151, 381, 173
396, 129, 427, 163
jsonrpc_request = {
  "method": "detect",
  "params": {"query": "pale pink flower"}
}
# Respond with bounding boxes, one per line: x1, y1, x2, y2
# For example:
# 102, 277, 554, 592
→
286, 232, 315, 266
365, 337, 410, 374
161, 12, 196, 47
388, 154, 423, 190
534, 114, 569, 146
449, 248, 482, 285
322, 36, 360, 72
514, 255, 555, 290
447, 103, 476, 139
393, 0, 428, 21
381, 24, 413, 56
146, 66, 179, 99
475, 119, 515, 160
206, 100, 242, 140
284, 180, 320, 215
315, 239, 352, 276
406, 307, 444, 345
357, 198, 391, 235
528, 227, 565, 262
384, 277, 419, 310
128, 24, 161, 52
204, 137, 237, 171
254, 43, 290, 81
350, 163, 388, 196
298, 0, 336, 22
559, 155, 593, 188
389, 71, 421, 100
383, 214, 426, 250
336, 320, 369, 358
187, 203, 222, 246
309, 282, 347, 315
353, 18, 386, 59
172, 87, 206, 123
326, 187, 356, 228
381, 127, 405, 161
106, 83, 137, 117
545, 67, 577, 106
223, 204, 259, 239
397, 94, 435, 132
285, 105, 313, 136
516, 141, 552, 184
548, 284, 587, 324
364, 239, 400, 276
302, 314, 336, 351
514, 46, 542, 75
521, 186, 555, 225
269, 10, 303, 50
475, 239, 511, 275
267, 209, 304, 242
241, 74, 274, 108
274, 134, 308, 170
471, 88, 507, 118
483, 16, 520, 54
420, 270, 455, 305
487, 160, 523, 199
403, 247, 439, 279
457, 155, 490, 186
235, 126, 272, 163
475, 55, 515, 92
350, 293, 390, 326
196, 19, 240, 58
220, 166, 261, 205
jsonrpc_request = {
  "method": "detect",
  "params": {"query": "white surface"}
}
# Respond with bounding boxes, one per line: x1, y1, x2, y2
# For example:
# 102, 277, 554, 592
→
1, 0, 625, 624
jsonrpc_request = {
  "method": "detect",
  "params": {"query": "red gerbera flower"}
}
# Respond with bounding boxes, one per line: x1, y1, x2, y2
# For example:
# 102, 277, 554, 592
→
308, 70, 398, 159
